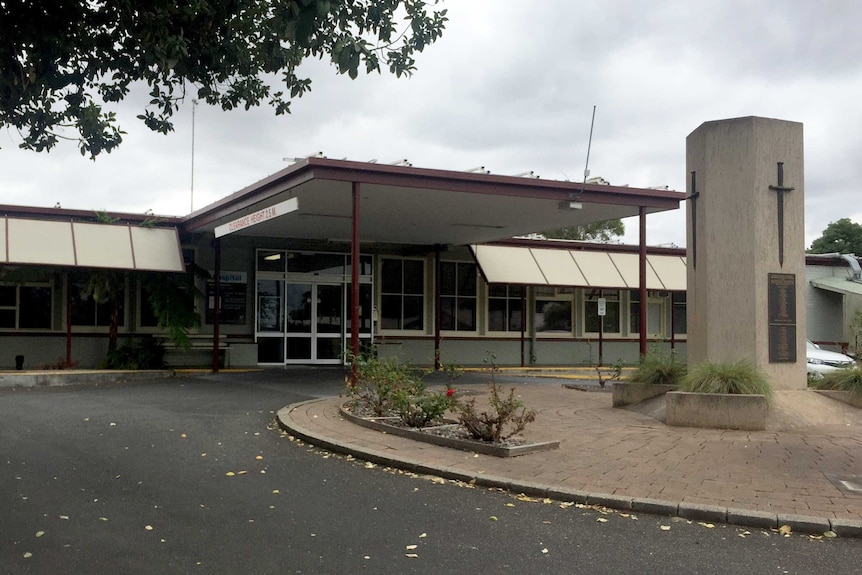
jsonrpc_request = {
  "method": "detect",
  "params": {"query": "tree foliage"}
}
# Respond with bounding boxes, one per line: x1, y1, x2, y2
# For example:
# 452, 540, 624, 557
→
0, 0, 447, 157
543, 219, 625, 242
808, 218, 862, 255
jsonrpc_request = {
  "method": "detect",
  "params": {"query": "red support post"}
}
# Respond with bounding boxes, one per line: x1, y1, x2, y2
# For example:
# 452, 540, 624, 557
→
212, 238, 221, 373
639, 206, 648, 358
350, 182, 361, 380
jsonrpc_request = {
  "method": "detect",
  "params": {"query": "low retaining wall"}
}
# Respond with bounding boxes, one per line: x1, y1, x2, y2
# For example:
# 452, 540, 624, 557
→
612, 382, 676, 407
813, 390, 862, 408
666, 391, 768, 431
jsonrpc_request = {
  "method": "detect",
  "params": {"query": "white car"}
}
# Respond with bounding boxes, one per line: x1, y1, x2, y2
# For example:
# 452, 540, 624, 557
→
806, 340, 855, 377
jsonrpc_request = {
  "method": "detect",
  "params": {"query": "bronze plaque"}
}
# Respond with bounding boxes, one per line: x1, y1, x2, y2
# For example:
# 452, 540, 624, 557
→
768, 273, 796, 362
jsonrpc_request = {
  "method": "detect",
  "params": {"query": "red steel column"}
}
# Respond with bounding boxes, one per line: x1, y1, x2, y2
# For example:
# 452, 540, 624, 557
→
351, 182, 361, 362
212, 238, 221, 373
639, 206, 648, 357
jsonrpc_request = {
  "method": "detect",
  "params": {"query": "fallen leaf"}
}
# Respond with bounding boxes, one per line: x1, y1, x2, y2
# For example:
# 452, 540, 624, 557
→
225, 472, 235, 477
237, 470, 247, 475
109, 422, 117, 427
698, 522, 715, 529
364, 462, 375, 469
145, 525, 154, 531
660, 525, 671, 531
363, 556, 370, 560
406, 545, 418, 550
823, 530, 837, 538
405, 553, 419, 558
559, 502, 574, 509
419, 533, 427, 538
23, 552, 32, 559
99, 517, 108, 522
543, 521, 552, 524
505, 503, 515, 508
779, 525, 792, 536
256, 455, 263, 460
543, 498, 553, 505
59, 516, 69, 520
541, 548, 549, 554
35, 531, 45, 538
430, 477, 445, 485
180, 433, 187, 438
201, 453, 207, 457
489, 516, 498, 521
272, 490, 280, 494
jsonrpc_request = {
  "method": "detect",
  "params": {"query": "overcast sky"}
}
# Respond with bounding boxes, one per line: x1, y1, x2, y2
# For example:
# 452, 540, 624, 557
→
2, 0, 861, 249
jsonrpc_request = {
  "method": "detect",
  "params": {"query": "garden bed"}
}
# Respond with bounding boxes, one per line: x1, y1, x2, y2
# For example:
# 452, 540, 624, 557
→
340, 404, 560, 457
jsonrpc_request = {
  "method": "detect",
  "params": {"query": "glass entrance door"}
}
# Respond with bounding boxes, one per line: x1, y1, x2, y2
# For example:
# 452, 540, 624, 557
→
284, 283, 343, 364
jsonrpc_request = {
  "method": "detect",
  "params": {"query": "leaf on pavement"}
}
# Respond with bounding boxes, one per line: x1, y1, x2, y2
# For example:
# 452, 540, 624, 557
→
823, 530, 837, 538
145, 525, 154, 531
225, 472, 235, 476
779, 524, 792, 536
597, 517, 608, 523
660, 525, 671, 531
405, 545, 418, 550
405, 553, 419, 558
23, 552, 32, 558
698, 522, 715, 528
35, 531, 45, 538
489, 516, 498, 521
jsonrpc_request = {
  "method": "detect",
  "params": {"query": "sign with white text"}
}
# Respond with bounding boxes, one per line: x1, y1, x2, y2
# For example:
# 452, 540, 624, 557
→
214, 197, 298, 238
597, 297, 607, 317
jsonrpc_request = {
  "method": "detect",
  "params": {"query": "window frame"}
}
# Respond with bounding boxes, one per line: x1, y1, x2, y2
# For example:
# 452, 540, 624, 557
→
439, 261, 478, 334
486, 284, 525, 334
583, 288, 621, 336
629, 289, 667, 338
0, 280, 54, 331
378, 257, 426, 334
534, 286, 575, 337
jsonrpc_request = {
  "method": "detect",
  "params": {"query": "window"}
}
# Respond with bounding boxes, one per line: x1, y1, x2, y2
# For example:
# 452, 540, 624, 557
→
630, 290, 665, 336
584, 289, 620, 334
440, 262, 477, 332
488, 285, 524, 332
534, 287, 573, 334
0, 283, 52, 329
672, 292, 687, 335
380, 258, 424, 330
70, 272, 125, 327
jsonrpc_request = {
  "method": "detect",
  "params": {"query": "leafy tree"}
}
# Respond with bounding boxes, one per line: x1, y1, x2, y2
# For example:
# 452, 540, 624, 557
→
0, 0, 447, 157
808, 218, 862, 255
543, 219, 625, 242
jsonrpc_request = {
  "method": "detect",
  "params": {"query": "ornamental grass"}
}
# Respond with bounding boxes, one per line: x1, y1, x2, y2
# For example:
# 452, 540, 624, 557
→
678, 360, 772, 402
630, 348, 686, 386
812, 366, 862, 396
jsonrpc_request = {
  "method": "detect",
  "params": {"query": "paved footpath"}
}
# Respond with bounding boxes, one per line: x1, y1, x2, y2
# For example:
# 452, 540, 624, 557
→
279, 382, 862, 537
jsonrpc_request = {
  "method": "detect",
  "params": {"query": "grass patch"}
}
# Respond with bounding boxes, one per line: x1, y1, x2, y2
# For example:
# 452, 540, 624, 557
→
812, 366, 862, 396
678, 360, 772, 402
630, 348, 686, 386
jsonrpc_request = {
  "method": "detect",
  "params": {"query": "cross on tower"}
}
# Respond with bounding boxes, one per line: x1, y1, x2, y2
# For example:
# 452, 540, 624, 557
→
687, 171, 699, 269
768, 162, 795, 267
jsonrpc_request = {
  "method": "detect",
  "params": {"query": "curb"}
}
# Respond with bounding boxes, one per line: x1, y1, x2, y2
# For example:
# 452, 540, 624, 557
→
0, 369, 176, 389
277, 398, 862, 539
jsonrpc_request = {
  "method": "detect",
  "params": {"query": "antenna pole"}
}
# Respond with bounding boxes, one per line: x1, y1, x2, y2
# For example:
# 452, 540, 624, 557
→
581, 105, 597, 195
191, 99, 198, 212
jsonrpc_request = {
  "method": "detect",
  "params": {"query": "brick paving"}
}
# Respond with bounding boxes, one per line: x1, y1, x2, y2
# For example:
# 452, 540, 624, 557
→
278, 381, 862, 534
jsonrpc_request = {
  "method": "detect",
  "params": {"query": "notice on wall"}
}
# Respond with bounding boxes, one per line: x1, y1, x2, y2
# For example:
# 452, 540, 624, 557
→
206, 271, 247, 325
768, 273, 796, 363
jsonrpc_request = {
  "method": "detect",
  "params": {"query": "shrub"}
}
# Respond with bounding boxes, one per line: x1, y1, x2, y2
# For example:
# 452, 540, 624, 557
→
346, 352, 425, 417
678, 360, 772, 402
391, 386, 453, 428
456, 380, 537, 443
101, 338, 166, 370
812, 366, 862, 396
630, 348, 686, 386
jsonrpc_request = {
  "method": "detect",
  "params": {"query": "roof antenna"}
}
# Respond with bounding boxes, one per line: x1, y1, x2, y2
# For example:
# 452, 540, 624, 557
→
575, 105, 597, 201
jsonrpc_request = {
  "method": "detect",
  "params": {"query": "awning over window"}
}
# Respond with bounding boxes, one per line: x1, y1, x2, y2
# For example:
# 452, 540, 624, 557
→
811, 276, 862, 296
470, 244, 687, 290
0, 217, 184, 272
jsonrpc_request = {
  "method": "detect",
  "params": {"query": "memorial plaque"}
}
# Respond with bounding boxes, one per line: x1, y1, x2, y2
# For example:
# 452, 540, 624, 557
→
768, 273, 796, 362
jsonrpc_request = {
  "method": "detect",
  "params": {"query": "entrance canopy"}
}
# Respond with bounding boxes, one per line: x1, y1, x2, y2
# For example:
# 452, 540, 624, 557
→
471, 242, 687, 290
182, 158, 684, 246
0, 212, 184, 272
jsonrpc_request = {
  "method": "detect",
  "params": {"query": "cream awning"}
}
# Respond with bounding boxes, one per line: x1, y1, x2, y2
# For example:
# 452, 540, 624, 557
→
470, 244, 687, 290
0, 217, 184, 272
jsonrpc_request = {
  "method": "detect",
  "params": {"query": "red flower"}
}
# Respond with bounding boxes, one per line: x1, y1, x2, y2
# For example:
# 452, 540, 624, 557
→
446, 388, 455, 397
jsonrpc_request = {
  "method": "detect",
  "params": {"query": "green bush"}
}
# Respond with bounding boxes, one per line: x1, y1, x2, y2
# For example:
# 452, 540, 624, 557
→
101, 338, 166, 370
812, 366, 862, 396
391, 387, 453, 428
345, 352, 425, 417
678, 360, 772, 402
630, 348, 686, 386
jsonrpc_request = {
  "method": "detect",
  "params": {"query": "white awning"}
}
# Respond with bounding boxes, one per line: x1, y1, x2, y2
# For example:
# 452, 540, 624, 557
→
471, 244, 687, 290
811, 276, 862, 296
0, 217, 184, 272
